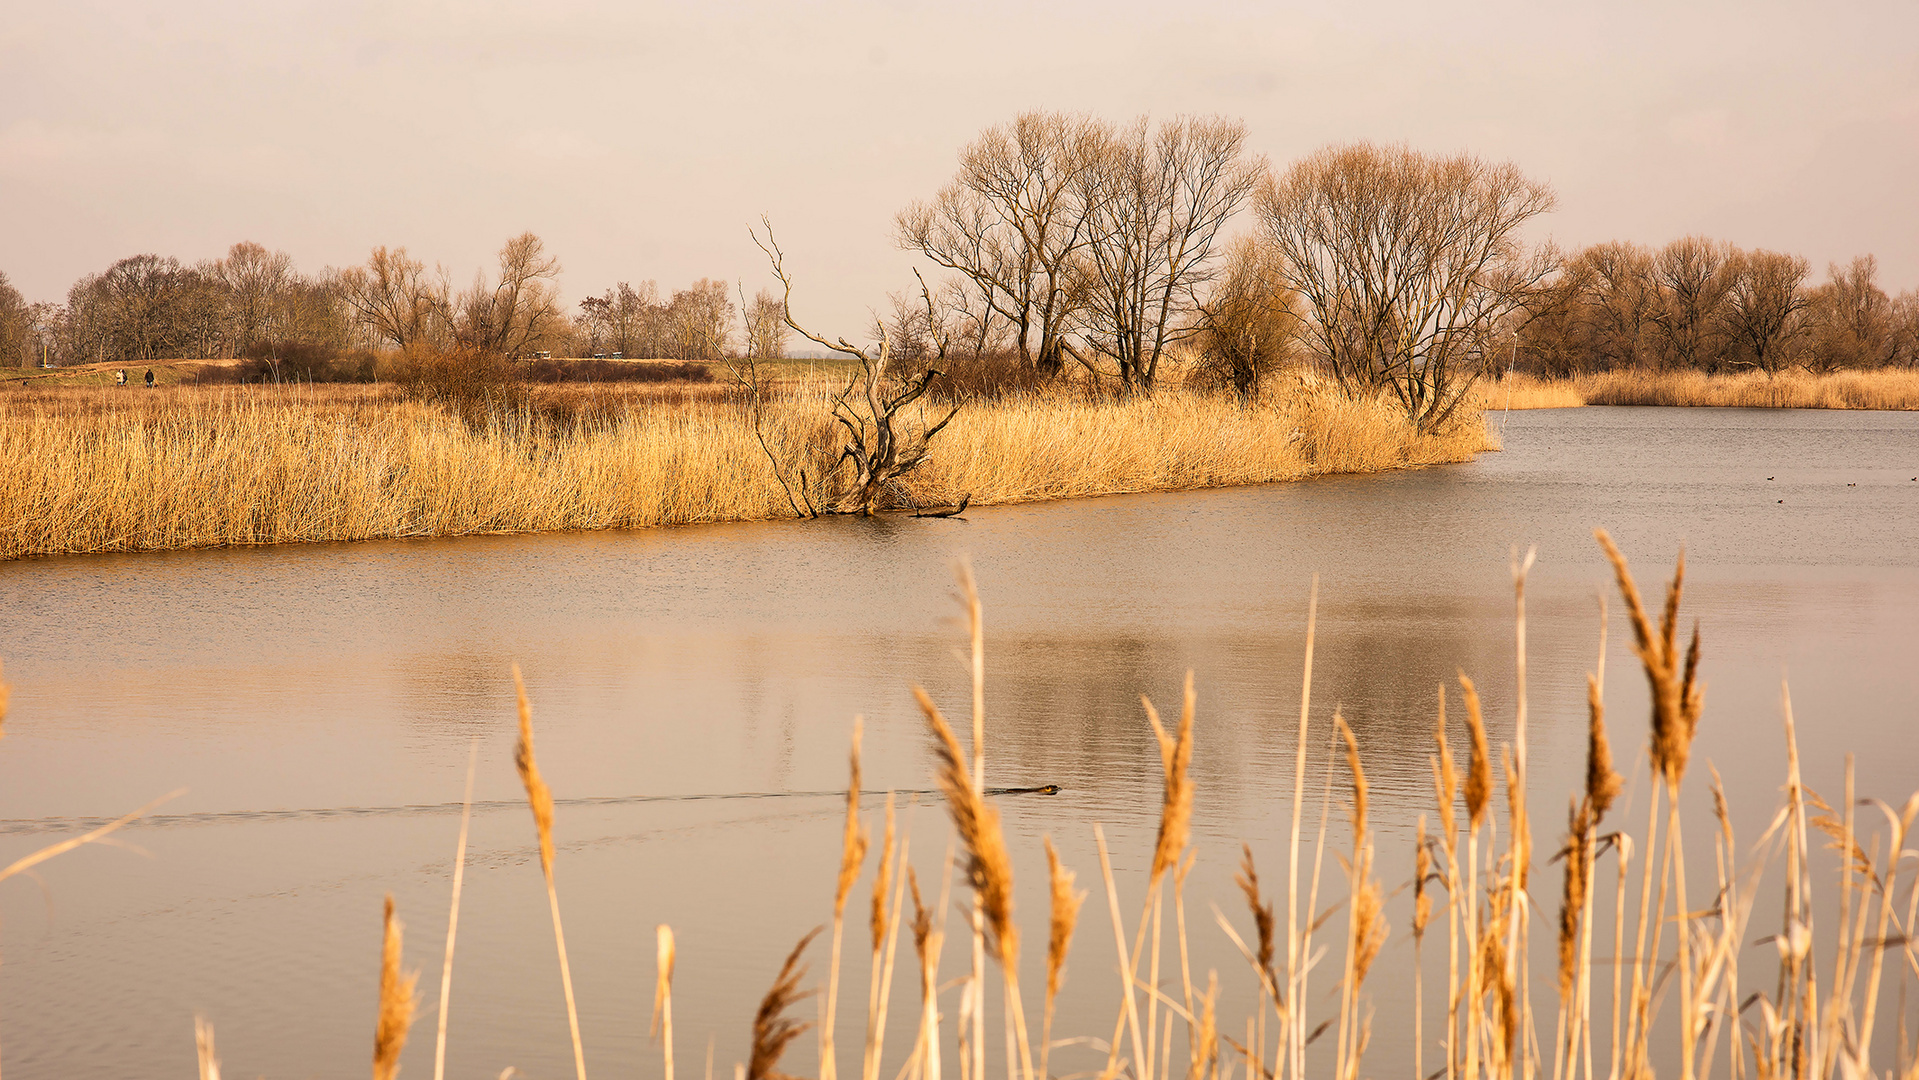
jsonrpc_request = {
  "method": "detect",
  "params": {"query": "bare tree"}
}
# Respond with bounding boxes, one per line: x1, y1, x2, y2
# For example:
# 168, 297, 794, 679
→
896, 111, 1107, 375
336, 246, 448, 350
0, 271, 28, 367
1801, 256, 1898, 372
1077, 115, 1263, 386
1721, 249, 1810, 375
745, 288, 789, 359
215, 242, 296, 357
1651, 236, 1736, 371
754, 222, 960, 516
1258, 142, 1556, 432
665, 279, 733, 360
454, 232, 563, 358
1190, 236, 1300, 396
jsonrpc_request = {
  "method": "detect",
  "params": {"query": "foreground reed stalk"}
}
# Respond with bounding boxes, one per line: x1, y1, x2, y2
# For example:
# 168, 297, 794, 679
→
433, 741, 478, 1080
513, 665, 588, 1080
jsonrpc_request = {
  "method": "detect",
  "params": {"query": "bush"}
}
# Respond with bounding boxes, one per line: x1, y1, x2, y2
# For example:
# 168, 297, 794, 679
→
925, 350, 1052, 404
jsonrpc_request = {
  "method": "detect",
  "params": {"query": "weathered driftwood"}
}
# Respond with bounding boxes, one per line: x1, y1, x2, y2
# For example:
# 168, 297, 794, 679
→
754, 221, 962, 517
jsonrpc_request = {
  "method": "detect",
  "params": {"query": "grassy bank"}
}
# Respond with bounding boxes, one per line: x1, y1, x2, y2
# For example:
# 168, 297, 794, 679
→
1484, 368, 1919, 410
0, 379, 1491, 560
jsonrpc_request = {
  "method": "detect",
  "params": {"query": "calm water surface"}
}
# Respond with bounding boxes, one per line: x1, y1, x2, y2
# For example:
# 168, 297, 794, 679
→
1, 406, 1915, 1079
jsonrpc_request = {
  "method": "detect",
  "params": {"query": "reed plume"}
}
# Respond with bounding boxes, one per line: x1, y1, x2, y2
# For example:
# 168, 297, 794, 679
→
750, 928, 822, 1080
195, 1014, 220, 1080
871, 794, 894, 955
1235, 844, 1276, 992
513, 664, 587, 1080
1043, 836, 1085, 1080
1335, 713, 1387, 1080
374, 894, 418, 1080
1585, 675, 1622, 822
1145, 673, 1197, 887
1456, 674, 1494, 828
655, 924, 677, 1080
913, 686, 1016, 965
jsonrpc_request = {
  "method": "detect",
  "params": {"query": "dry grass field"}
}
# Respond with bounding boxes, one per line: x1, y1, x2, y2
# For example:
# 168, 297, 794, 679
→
1482, 368, 1919, 410
0, 376, 1492, 560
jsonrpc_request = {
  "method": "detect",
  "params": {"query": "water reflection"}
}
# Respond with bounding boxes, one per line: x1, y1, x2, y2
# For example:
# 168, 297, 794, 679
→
0, 407, 1915, 1079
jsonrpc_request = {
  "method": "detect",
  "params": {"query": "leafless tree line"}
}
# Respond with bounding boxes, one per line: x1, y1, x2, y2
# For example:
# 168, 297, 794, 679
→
575, 280, 787, 362
3, 233, 778, 371
1516, 240, 1919, 378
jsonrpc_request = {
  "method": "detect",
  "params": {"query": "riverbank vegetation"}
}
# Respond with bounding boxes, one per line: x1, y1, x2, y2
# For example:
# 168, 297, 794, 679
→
0, 374, 1489, 560
109, 541, 1919, 1080
1484, 368, 1919, 410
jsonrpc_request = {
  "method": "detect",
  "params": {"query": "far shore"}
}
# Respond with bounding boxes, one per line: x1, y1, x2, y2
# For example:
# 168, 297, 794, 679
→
1482, 367, 1919, 410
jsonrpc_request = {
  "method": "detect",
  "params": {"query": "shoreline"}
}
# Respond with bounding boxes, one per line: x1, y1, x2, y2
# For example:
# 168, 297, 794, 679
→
0, 380, 1494, 561
1483, 367, 1919, 410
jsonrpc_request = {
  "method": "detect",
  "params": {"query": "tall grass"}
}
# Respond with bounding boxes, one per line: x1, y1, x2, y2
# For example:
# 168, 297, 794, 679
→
0, 379, 1491, 560
1483, 369, 1919, 410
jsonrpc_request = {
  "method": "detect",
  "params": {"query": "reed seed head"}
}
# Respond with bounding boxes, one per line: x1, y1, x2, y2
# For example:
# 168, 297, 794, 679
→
1457, 672, 1493, 828
837, 719, 869, 919
1556, 798, 1593, 1004
511, 665, 556, 878
1234, 842, 1276, 986
374, 894, 418, 1080
1336, 712, 1367, 842
913, 685, 1017, 967
870, 792, 895, 951
1412, 816, 1432, 942
1144, 671, 1197, 887
653, 923, 676, 1039
1585, 674, 1623, 822
1433, 686, 1458, 852
1043, 835, 1084, 1011
195, 1014, 220, 1080
748, 927, 821, 1080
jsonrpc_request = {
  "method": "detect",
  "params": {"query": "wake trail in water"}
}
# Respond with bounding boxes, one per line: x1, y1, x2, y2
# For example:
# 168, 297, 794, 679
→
0, 785, 1062, 836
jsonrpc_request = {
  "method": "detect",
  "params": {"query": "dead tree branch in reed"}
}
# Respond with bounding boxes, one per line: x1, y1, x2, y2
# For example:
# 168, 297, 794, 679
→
730, 281, 809, 519
753, 221, 962, 516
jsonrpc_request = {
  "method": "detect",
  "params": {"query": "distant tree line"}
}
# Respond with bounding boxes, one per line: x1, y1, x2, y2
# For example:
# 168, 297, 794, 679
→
0, 233, 777, 372
1515, 241, 1918, 378
884, 112, 1918, 429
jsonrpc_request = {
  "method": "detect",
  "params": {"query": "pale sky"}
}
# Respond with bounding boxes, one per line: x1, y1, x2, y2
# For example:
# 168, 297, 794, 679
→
3, 0, 1916, 335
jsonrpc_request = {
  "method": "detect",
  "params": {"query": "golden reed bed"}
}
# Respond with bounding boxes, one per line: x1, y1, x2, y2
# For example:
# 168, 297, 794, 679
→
0, 380, 1492, 560
1484, 368, 1919, 411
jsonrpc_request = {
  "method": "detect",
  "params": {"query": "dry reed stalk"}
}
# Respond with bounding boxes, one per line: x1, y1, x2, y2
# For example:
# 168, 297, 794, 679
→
655, 925, 677, 1080
1512, 548, 1539, 1080
1458, 672, 1493, 1080
864, 802, 911, 1080
751, 928, 823, 1080
1433, 685, 1465, 1080
1135, 675, 1197, 1080
863, 795, 898, 1080
1286, 579, 1319, 1080
195, 1015, 220, 1080
375, 895, 419, 1080
823, 720, 870, 1080
1043, 836, 1086, 1080
1095, 824, 1151, 1080
1334, 714, 1387, 1080
1415, 815, 1433, 1080
512, 665, 587, 1080
433, 740, 478, 1080
912, 684, 1032, 1080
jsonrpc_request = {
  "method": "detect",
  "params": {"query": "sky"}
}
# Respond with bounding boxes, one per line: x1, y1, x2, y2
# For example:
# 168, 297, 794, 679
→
2, 0, 1916, 334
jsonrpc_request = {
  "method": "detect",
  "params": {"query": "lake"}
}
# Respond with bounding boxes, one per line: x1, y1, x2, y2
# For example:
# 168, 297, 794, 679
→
1, 405, 1915, 1079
